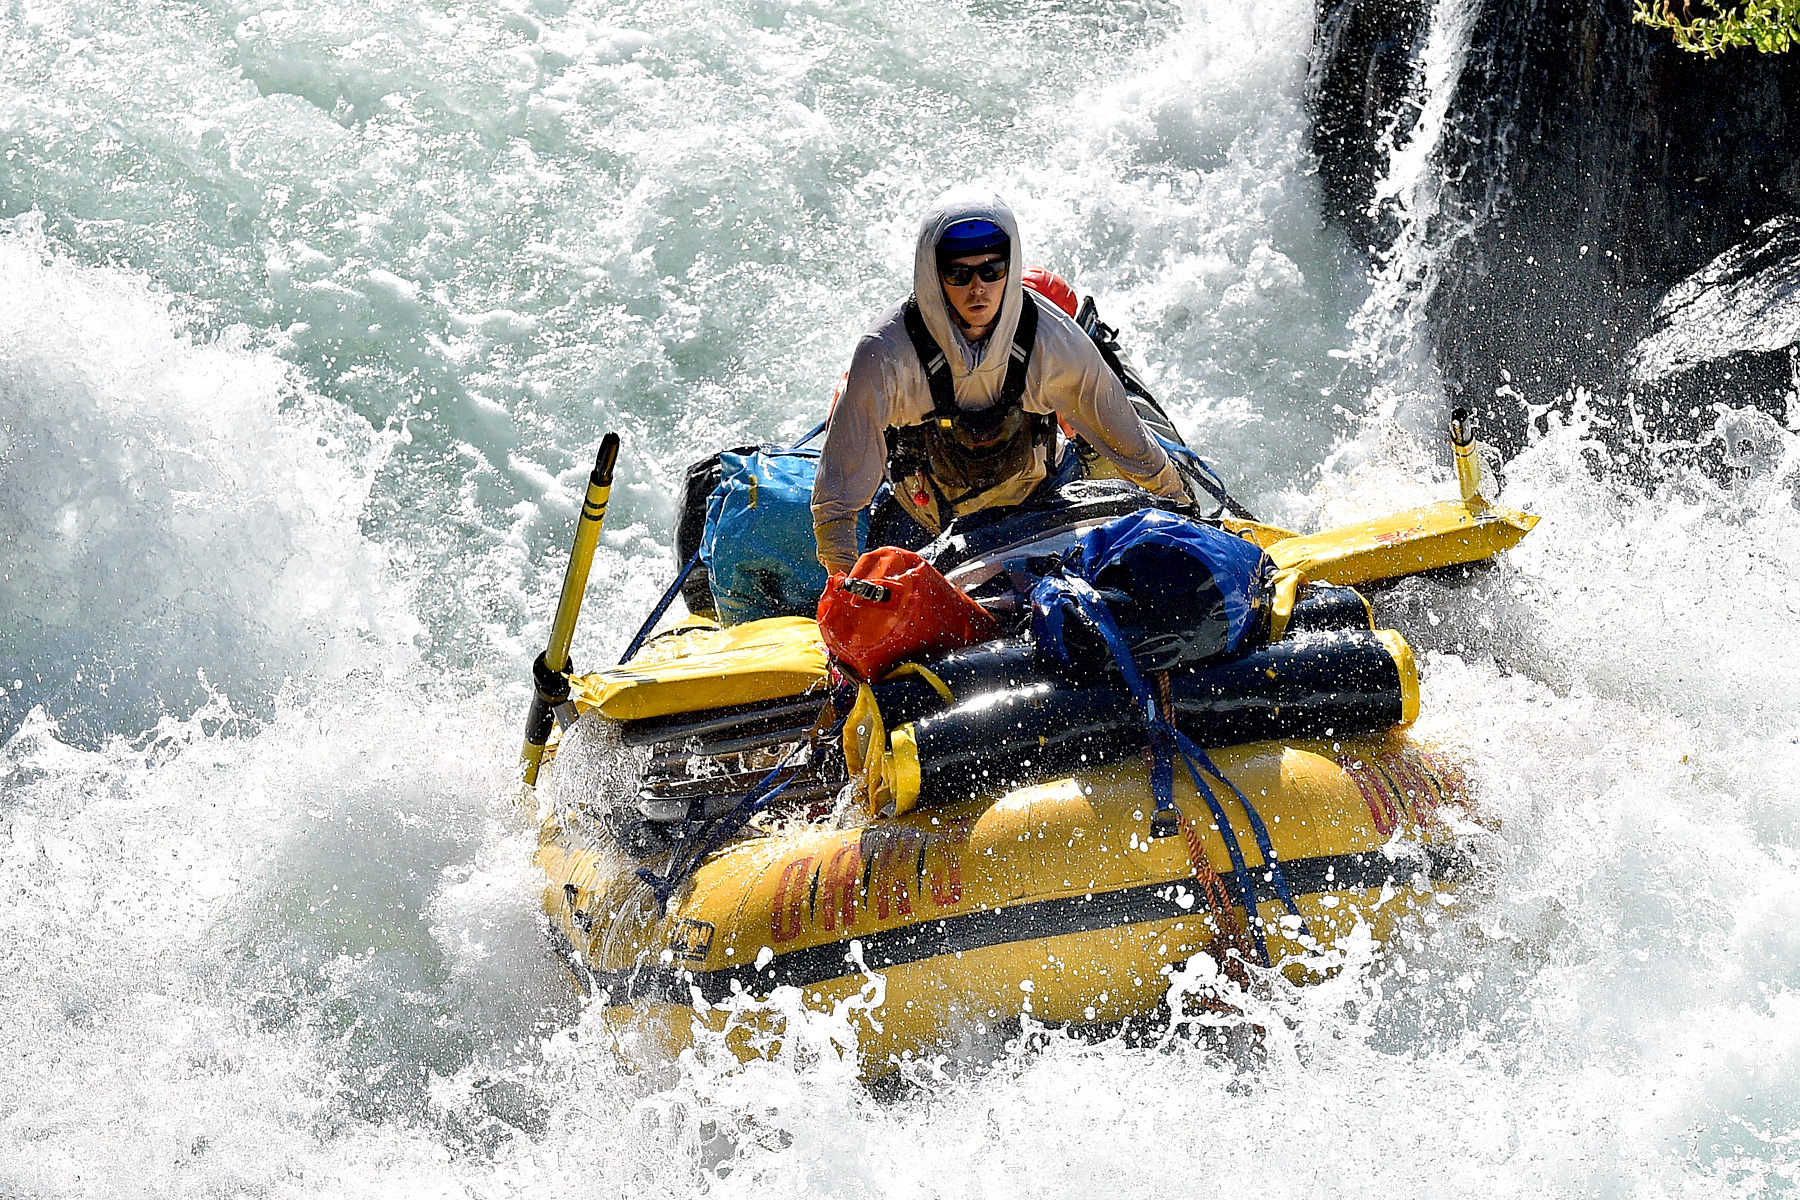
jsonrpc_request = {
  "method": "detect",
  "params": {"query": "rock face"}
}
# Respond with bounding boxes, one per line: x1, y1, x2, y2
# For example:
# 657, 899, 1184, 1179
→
1310, 0, 1800, 453
1626, 215, 1800, 426
1310, 0, 1429, 241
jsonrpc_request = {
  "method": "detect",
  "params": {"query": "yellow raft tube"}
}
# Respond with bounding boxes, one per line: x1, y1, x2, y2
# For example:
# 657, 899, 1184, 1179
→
530, 487, 1535, 1076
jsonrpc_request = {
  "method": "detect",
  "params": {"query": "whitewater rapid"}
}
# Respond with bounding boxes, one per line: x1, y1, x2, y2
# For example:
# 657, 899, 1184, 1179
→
4, 0, 1798, 1194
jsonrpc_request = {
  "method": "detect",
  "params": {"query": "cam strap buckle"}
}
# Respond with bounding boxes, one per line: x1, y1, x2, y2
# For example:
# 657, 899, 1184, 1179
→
843, 577, 892, 602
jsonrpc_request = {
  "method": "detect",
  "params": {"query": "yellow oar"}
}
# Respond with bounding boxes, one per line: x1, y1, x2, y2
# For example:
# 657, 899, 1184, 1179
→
521, 432, 621, 786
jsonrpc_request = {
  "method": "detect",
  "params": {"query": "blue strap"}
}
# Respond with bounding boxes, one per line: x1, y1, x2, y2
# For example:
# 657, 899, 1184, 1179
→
1175, 730, 1308, 926
1060, 580, 1263, 946
1057, 576, 1309, 964
618, 549, 703, 666
791, 419, 828, 449
1166, 736, 1270, 966
635, 705, 849, 905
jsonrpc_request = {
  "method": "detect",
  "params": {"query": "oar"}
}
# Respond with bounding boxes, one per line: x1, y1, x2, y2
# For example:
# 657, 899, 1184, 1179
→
520, 433, 621, 786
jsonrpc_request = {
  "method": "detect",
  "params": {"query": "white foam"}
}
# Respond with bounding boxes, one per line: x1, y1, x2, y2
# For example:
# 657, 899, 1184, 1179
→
0, 216, 418, 743
1007, 0, 1361, 522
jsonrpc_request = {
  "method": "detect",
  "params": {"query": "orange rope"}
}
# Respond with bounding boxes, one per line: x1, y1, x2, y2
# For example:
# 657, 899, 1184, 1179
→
1177, 810, 1255, 994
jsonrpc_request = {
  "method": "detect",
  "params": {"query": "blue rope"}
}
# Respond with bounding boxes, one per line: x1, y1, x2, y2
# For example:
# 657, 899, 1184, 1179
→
1058, 576, 1308, 963
1152, 433, 1255, 520
1061, 580, 1267, 960
635, 749, 803, 906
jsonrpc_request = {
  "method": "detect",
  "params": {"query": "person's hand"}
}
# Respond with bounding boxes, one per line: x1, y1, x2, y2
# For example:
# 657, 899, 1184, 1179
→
816, 571, 848, 622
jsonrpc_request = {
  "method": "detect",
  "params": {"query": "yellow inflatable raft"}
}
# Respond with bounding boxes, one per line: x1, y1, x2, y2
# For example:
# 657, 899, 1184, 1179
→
527, 468, 1535, 1076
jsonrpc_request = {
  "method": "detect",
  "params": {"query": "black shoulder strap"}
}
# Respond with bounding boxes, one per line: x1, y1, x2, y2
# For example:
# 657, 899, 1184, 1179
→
902, 293, 1040, 426
901, 297, 958, 425
999, 292, 1039, 408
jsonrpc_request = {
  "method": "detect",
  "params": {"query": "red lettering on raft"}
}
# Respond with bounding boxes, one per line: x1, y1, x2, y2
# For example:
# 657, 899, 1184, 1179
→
770, 855, 813, 944
927, 819, 973, 907
1417, 748, 1467, 805
819, 844, 860, 932
1340, 748, 1461, 836
864, 825, 925, 921
1339, 754, 1401, 835
1378, 751, 1439, 822
772, 823, 975, 946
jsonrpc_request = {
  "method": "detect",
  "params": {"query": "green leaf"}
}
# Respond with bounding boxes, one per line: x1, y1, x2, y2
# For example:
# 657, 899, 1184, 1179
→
1634, 0, 1800, 55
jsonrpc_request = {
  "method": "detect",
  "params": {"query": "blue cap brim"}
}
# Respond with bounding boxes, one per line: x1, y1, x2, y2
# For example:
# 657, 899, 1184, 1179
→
937, 219, 1009, 260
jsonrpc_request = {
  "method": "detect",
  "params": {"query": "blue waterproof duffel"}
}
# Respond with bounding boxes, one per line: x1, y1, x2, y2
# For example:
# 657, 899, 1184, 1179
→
701, 447, 867, 626
1031, 507, 1271, 673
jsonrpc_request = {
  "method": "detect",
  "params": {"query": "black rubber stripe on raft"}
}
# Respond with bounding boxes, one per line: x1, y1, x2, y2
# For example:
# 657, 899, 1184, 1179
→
577, 843, 1467, 1007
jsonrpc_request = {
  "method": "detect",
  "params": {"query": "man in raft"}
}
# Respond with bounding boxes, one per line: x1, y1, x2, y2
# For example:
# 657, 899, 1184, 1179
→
810, 188, 1191, 574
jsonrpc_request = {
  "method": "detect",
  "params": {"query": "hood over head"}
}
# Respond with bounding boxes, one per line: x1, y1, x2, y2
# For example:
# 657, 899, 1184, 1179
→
913, 188, 1025, 406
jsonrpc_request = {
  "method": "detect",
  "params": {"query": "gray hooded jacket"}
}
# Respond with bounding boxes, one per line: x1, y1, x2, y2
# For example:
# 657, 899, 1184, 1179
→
810, 188, 1184, 571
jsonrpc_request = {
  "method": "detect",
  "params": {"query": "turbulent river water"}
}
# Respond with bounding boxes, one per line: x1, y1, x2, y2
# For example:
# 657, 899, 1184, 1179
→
4, 0, 1799, 1194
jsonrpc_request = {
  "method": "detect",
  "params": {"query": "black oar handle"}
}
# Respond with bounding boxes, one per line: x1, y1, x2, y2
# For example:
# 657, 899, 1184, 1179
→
587, 433, 621, 503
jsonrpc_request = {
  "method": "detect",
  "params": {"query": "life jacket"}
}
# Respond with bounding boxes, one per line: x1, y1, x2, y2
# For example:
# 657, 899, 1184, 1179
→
884, 294, 1054, 532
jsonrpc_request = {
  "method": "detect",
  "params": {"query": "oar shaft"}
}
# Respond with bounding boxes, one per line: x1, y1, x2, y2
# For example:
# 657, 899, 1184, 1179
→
546, 434, 621, 672
522, 433, 621, 785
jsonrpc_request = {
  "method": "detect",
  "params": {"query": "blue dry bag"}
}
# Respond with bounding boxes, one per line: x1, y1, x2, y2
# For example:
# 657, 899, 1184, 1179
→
1031, 507, 1270, 674
701, 448, 866, 626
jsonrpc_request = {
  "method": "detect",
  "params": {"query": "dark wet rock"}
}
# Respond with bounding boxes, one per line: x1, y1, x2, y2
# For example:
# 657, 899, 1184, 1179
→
1310, 0, 1800, 455
1309, 0, 1430, 246
1625, 216, 1800, 435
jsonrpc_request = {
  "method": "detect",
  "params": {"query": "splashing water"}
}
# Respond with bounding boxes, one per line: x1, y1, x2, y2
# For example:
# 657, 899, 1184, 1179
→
0, 215, 419, 743
4, 0, 1799, 1193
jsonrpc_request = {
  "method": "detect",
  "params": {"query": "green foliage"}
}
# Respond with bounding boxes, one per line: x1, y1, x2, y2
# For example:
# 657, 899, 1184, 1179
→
1634, 0, 1800, 54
